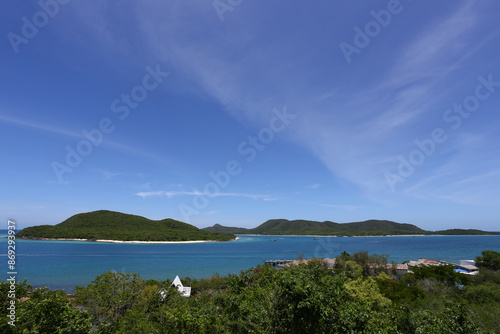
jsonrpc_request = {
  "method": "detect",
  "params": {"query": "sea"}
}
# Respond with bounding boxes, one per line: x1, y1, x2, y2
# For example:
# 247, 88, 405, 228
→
1, 230, 500, 292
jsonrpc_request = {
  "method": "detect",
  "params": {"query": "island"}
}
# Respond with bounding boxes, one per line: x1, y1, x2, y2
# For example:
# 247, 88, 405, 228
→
203, 219, 500, 236
16, 210, 236, 242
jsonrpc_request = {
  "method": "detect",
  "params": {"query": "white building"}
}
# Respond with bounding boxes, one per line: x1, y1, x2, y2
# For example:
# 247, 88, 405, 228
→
160, 275, 191, 300
172, 275, 191, 297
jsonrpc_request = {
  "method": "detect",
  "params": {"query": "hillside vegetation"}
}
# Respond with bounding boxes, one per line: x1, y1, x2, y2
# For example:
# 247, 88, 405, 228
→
203, 219, 500, 236
432, 228, 500, 235
16, 210, 235, 242
202, 223, 250, 234
2, 250, 499, 333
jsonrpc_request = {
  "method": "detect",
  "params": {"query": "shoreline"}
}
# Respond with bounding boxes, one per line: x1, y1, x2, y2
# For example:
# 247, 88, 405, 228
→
235, 234, 498, 237
237, 234, 429, 237
18, 237, 240, 244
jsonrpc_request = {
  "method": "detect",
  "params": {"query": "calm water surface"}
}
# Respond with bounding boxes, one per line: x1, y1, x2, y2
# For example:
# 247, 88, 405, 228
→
1, 231, 499, 292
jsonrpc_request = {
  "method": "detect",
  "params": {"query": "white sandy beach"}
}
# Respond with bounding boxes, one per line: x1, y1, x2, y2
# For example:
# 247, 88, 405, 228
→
28, 237, 240, 244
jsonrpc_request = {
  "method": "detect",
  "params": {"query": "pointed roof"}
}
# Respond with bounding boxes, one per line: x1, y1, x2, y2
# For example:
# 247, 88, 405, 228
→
172, 275, 183, 289
172, 275, 191, 297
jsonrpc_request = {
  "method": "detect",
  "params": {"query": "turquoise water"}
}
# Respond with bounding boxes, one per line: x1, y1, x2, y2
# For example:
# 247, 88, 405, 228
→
1, 231, 499, 292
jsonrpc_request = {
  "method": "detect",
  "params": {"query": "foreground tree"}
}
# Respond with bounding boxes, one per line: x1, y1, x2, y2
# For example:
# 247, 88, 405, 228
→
475, 250, 500, 271
7, 249, 499, 333
16, 288, 91, 333
75, 271, 146, 332
0, 282, 91, 334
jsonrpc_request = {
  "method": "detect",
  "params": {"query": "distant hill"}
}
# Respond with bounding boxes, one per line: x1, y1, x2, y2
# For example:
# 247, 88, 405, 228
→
17, 210, 235, 242
203, 219, 500, 236
204, 224, 250, 234
431, 229, 500, 235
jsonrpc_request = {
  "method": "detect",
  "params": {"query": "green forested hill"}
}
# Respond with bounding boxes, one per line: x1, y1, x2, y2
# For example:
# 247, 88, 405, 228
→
430, 229, 500, 235
203, 219, 500, 236
251, 219, 425, 236
203, 219, 425, 236
203, 223, 250, 234
16, 210, 235, 241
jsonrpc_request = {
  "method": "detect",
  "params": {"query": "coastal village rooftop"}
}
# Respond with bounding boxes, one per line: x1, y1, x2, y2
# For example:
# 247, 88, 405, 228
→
265, 257, 479, 275
276, 258, 410, 276
407, 258, 479, 275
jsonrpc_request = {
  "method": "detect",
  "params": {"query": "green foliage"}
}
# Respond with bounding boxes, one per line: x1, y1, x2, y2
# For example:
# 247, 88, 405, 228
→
16, 288, 91, 333
410, 264, 471, 287
475, 250, 500, 271
204, 219, 500, 236
74, 271, 146, 331
465, 267, 500, 332
334, 259, 363, 278
16, 210, 235, 242
463, 282, 500, 303
0, 279, 31, 305
115, 257, 493, 332
185, 273, 234, 295
0, 282, 91, 334
271, 260, 344, 332
345, 277, 392, 308
0, 279, 32, 334
473, 267, 500, 285
335, 250, 390, 277
200, 223, 249, 234
376, 271, 392, 281
431, 229, 500, 235
339, 250, 352, 261
6, 249, 500, 333
378, 277, 425, 305
404, 304, 481, 334
353, 250, 390, 276
205, 218, 429, 236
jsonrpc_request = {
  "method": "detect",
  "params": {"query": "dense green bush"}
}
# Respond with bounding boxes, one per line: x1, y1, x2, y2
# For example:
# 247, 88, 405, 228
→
0, 283, 91, 334
476, 250, 500, 271
2, 250, 500, 333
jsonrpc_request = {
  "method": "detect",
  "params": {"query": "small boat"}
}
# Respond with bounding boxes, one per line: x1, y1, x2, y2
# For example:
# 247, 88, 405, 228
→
314, 238, 319, 240
270, 239, 277, 242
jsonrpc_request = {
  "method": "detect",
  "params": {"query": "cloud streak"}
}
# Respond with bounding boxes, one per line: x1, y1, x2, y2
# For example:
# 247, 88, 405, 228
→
0, 114, 84, 139
136, 190, 273, 200
59, 1, 499, 202
0, 112, 174, 169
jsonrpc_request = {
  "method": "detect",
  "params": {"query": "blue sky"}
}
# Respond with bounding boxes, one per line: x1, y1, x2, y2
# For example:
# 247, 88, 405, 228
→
1, 0, 500, 231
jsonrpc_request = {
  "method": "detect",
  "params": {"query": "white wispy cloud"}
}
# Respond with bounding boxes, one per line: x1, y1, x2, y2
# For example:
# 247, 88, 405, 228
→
384, 1, 479, 88
366, 1, 483, 134
302, 202, 358, 211
0, 112, 174, 168
92, 169, 121, 180
290, 2, 490, 193
136, 190, 272, 200
0, 114, 84, 138
48, 180, 70, 185
59, 1, 496, 199
136, 191, 167, 198
401, 133, 500, 205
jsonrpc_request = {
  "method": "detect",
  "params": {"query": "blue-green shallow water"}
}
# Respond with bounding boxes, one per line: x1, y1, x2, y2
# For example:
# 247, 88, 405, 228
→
1, 231, 499, 292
